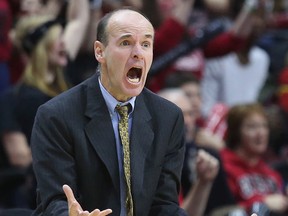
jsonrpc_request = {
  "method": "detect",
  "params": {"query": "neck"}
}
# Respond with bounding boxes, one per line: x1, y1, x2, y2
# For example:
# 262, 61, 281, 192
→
45, 65, 58, 84
234, 147, 260, 166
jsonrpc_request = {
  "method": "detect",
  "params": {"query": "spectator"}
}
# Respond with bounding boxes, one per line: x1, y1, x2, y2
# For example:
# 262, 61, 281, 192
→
0, 0, 89, 209
142, 0, 257, 92
157, 88, 219, 216
8, 0, 90, 85
221, 103, 288, 215
164, 72, 225, 151
0, 15, 67, 209
7, 0, 71, 85
201, 0, 270, 117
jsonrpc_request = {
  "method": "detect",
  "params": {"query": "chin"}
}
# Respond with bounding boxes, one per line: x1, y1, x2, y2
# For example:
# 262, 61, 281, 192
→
125, 88, 143, 98
255, 147, 267, 155
124, 82, 145, 95
58, 59, 68, 67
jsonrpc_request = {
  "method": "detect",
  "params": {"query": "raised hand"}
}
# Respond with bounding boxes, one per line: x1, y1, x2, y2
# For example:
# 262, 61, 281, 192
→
195, 149, 219, 182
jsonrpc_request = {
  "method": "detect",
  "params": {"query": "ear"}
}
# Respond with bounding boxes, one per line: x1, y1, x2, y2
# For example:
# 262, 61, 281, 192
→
94, 41, 105, 63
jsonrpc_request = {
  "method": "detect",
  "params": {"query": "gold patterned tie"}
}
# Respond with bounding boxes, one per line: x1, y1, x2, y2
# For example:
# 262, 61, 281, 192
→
116, 104, 133, 216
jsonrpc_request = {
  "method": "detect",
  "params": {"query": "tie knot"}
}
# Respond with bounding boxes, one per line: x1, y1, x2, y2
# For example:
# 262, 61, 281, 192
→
116, 104, 129, 118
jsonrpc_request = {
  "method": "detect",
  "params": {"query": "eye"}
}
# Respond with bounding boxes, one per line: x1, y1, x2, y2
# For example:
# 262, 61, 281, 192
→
120, 40, 130, 46
142, 41, 151, 48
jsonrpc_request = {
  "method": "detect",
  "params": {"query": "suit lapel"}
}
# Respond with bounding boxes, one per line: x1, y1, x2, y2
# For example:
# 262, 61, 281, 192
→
130, 93, 154, 195
84, 75, 120, 191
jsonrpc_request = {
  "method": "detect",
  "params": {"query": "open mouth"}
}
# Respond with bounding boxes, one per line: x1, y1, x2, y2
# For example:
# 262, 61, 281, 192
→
127, 67, 142, 83
59, 50, 67, 57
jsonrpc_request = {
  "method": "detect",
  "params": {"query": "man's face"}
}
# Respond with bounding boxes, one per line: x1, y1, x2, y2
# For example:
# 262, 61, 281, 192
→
95, 10, 154, 102
21, 0, 42, 15
177, 96, 196, 142
181, 82, 202, 119
156, 0, 175, 19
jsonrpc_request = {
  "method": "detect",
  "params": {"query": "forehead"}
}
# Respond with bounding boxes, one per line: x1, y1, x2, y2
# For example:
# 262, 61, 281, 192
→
107, 10, 154, 38
243, 112, 266, 123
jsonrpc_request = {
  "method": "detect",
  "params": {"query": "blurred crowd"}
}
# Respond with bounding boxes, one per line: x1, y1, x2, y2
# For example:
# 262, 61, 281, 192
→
1, 0, 288, 215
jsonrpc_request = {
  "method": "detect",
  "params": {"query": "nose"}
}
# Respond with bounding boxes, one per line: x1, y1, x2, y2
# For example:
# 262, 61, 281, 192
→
132, 44, 144, 60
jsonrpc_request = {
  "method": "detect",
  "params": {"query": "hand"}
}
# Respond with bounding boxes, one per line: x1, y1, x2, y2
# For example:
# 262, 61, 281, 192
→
171, 0, 195, 25
195, 129, 224, 151
263, 193, 288, 213
3, 132, 32, 168
63, 184, 113, 216
195, 149, 219, 182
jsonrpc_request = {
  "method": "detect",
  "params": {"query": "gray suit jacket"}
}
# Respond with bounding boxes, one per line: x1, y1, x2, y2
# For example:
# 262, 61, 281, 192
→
31, 74, 187, 216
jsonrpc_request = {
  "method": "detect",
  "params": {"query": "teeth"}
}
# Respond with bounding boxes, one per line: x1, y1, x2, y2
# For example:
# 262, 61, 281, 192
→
128, 77, 140, 83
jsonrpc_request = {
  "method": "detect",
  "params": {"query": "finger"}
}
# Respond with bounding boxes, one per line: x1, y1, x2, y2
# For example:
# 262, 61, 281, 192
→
195, 149, 204, 163
99, 209, 113, 215
69, 200, 82, 216
196, 149, 210, 163
63, 184, 83, 215
79, 210, 89, 216
63, 184, 77, 205
90, 209, 100, 215
91, 208, 113, 216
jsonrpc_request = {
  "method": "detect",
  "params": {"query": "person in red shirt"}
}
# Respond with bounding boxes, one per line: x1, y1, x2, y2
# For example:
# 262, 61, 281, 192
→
142, 0, 258, 92
221, 103, 288, 215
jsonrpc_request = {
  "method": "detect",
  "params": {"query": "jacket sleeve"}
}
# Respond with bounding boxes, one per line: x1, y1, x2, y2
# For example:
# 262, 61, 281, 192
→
31, 104, 75, 216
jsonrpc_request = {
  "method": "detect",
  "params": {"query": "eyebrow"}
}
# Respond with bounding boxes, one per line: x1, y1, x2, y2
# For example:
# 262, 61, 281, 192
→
119, 33, 154, 40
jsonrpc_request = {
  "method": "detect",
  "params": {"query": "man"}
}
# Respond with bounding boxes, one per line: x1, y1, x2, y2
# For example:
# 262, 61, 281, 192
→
31, 9, 187, 216
164, 72, 225, 151
157, 88, 219, 216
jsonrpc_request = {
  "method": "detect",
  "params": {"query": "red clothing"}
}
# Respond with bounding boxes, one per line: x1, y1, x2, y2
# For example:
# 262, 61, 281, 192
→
220, 148, 284, 212
278, 67, 288, 112
154, 18, 186, 57
269, 13, 288, 29
203, 31, 246, 58
148, 18, 246, 92
0, 0, 12, 61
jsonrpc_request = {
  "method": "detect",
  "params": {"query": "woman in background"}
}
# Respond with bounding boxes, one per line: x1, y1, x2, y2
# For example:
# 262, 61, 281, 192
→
0, 0, 89, 209
221, 103, 288, 215
0, 15, 68, 209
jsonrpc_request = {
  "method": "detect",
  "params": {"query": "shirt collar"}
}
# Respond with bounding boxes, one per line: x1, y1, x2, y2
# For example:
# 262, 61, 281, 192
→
98, 78, 136, 115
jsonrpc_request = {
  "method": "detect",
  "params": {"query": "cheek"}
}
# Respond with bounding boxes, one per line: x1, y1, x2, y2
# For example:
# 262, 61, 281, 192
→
146, 53, 153, 68
190, 97, 200, 105
107, 53, 126, 71
241, 130, 255, 143
244, 131, 256, 140
48, 48, 66, 66
22, 0, 41, 12
49, 49, 59, 62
